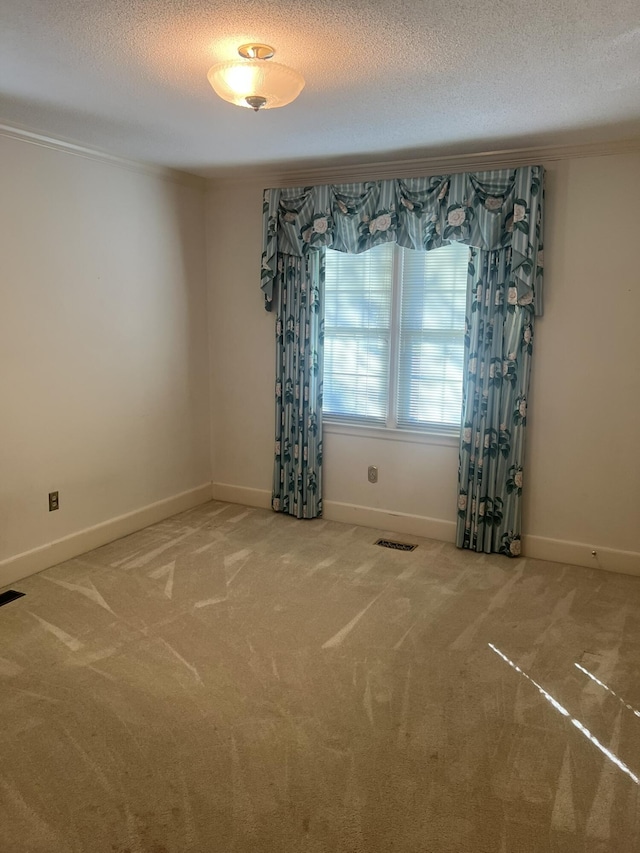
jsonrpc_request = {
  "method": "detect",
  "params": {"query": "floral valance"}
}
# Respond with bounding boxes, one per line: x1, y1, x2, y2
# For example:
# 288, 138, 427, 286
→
261, 165, 544, 314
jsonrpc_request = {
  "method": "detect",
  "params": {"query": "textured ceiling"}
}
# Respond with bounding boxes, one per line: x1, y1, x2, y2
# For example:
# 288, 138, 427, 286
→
1, 0, 639, 175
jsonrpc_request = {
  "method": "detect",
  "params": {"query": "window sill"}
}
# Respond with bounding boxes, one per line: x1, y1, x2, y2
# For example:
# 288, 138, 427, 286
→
323, 420, 460, 448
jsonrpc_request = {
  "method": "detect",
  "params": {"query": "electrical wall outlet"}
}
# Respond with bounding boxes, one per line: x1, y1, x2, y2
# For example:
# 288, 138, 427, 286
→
368, 466, 378, 484
48, 491, 59, 511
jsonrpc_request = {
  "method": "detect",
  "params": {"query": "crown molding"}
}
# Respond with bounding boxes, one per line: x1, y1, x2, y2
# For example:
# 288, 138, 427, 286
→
207, 136, 640, 189
0, 123, 206, 190
2, 121, 638, 191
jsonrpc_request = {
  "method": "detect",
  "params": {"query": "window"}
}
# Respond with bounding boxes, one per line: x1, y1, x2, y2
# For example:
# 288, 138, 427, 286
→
323, 241, 468, 433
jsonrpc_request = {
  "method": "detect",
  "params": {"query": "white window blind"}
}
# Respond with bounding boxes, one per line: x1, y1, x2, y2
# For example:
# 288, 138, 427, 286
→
324, 241, 467, 432
397, 242, 468, 430
324, 243, 393, 424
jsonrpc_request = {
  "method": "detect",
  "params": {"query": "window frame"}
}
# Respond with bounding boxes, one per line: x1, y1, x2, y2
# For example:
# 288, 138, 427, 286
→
322, 242, 465, 439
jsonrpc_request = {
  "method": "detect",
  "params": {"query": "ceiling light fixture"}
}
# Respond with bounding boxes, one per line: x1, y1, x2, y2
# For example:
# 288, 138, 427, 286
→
207, 44, 305, 112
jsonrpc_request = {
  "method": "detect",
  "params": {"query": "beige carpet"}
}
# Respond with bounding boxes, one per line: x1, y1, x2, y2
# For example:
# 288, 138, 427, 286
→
1, 501, 639, 852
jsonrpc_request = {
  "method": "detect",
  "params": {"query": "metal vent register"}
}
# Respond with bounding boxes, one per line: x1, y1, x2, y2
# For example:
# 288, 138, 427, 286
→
0, 590, 25, 608
375, 538, 418, 552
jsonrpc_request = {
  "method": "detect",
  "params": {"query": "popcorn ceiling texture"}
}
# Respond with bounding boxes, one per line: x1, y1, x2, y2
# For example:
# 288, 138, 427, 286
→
1, 0, 639, 171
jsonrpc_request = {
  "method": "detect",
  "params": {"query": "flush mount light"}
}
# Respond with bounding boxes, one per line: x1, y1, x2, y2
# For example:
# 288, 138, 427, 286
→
207, 44, 305, 111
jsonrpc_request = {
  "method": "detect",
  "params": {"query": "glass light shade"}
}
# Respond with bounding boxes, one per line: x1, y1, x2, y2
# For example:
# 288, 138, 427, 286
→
207, 59, 305, 110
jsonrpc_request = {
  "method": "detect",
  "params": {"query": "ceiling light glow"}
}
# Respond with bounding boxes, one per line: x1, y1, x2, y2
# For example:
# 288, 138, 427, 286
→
207, 44, 305, 111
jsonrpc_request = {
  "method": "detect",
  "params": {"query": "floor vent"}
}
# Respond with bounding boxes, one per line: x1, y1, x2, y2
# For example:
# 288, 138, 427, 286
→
0, 590, 25, 608
375, 538, 418, 552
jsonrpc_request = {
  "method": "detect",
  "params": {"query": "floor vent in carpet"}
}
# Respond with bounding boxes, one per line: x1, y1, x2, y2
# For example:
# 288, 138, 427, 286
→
375, 538, 418, 552
0, 590, 25, 608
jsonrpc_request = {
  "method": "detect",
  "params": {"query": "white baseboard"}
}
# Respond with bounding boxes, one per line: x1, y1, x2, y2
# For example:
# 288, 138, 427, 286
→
209, 484, 456, 543
522, 534, 640, 577
326, 506, 640, 576
211, 482, 272, 509
0, 484, 213, 589
6, 475, 636, 589
323, 500, 456, 543
205, 482, 640, 578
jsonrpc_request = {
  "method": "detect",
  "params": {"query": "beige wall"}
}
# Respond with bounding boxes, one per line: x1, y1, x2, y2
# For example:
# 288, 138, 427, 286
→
207, 153, 640, 569
3, 137, 637, 577
524, 154, 640, 558
0, 136, 211, 567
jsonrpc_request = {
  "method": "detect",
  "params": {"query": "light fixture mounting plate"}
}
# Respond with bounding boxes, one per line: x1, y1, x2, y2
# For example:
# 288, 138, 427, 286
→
238, 43, 275, 60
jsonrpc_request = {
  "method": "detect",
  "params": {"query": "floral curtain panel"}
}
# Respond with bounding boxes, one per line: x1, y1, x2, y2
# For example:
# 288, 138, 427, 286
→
457, 246, 537, 556
272, 252, 324, 519
262, 166, 544, 552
